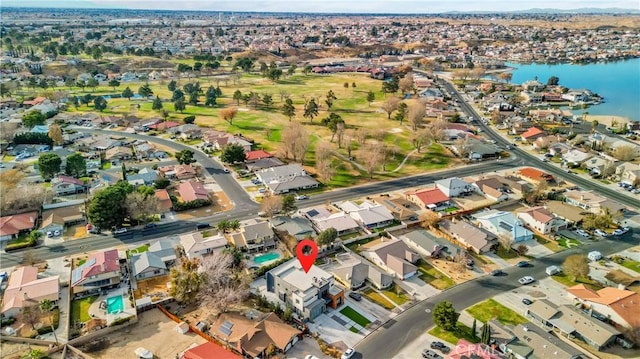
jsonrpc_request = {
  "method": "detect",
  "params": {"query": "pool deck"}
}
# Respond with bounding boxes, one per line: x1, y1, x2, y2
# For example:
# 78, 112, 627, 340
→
88, 286, 137, 325
247, 249, 284, 268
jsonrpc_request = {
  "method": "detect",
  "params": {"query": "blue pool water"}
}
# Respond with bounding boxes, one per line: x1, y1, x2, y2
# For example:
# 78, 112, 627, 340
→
254, 252, 280, 264
106, 295, 124, 314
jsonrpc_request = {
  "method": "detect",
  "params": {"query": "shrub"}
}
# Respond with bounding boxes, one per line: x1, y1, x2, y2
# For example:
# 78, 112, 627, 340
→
253, 258, 289, 278
172, 199, 211, 211
1, 317, 16, 326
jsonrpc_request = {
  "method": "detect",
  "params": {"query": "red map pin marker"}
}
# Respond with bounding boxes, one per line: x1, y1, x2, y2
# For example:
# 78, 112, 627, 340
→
296, 239, 318, 273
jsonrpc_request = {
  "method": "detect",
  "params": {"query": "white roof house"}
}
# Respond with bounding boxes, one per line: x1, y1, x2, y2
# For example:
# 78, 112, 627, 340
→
435, 177, 474, 197
179, 232, 227, 260
337, 200, 394, 229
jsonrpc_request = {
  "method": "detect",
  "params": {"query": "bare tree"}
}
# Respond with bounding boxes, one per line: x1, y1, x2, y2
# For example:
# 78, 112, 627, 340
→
453, 137, 471, 158
359, 144, 384, 179
280, 122, 309, 162
470, 67, 486, 81
315, 141, 333, 164
22, 250, 41, 266
125, 192, 160, 223
407, 102, 426, 131
48, 124, 64, 145
278, 89, 291, 102
452, 252, 469, 278
411, 128, 431, 152
0, 122, 19, 143
427, 119, 447, 143
22, 305, 41, 330
260, 194, 283, 218
381, 143, 399, 172
1, 185, 48, 216
381, 96, 400, 119
344, 132, 354, 158
335, 122, 345, 148
354, 128, 369, 145
220, 107, 238, 125
498, 234, 514, 253
398, 74, 415, 94
614, 145, 636, 161
420, 210, 441, 229
564, 254, 590, 281
199, 252, 250, 313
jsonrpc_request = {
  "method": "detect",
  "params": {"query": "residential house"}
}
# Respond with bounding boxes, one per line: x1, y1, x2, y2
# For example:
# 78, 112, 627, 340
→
517, 206, 567, 234
439, 219, 497, 254
361, 238, 419, 280
451, 137, 502, 160
0, 211, 38, 242
489, 321, 584, 359
405, 187, 450, 211
564, 190, 624, 214
229, 219, 276, 253
270, 216, 315, 240
246, 157, 285, 172
616, 162, 640, 186
336, 200, 394, 229
548, 142, 573, 156
584, 157, 615, 177
51, 175, 88, 196
130, 239, 177, 281
176, 181, 210, 203
472, 177, 509, 202
563, 149, 593, 167
148, 121, 180, 131
245, 150, 273, 162
154, 189, 173, 213
175, 164, 197, 180
608, 140, 640, 158
71, 249, 121, 298
179, 232, 227, 260
1, 266, 59, 318
209, 312, 301, 357
105, 146, 132, 164
76, 135, 122, 152
567, 284, 640, 329
168, 124, 203, 139
9, 144, 50, 157
398, 230, 452, 258
435, 177, 474, 197
182, 342, 241, 359
256, 164, 319, 194
30, 124, 49, 133
40, 204, 85, 234
127, 168, 160, 186
516, 168, 555, 184
372, 196, 418, 222
266, 259, 344, 321
487, 175, 533, 195
448, 339, 507, 359
474, 210, 533, 242
525, 299, 620, 351
202, 131, 252, 152
134, 142, 167, 159
330, 252, 393, 290
301, 206, 360, 236
544, 201, 586, 224
521, 127, 546, 143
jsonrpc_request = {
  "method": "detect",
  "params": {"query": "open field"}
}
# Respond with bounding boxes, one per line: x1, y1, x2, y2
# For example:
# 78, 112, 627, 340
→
88, 308, 206, 359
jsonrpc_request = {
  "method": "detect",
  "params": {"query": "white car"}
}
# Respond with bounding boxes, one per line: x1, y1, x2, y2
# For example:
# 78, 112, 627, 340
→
113, 228, 127, 234
575, 229, 590, 238
53, 230, 61, 237
594, 229, 608, 237
613, 227, 630, 236
294, 195, 309, 200
518, 276, 535, 285
341, 348, 356, 359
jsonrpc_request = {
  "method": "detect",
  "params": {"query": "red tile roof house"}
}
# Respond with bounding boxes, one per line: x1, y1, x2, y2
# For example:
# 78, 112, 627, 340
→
154, 189, 173, 213
51, 175, 89, 196
245, 150, 273, 162
175, 164, 197, 180
71, 249, 121, 298
405, 188, 450, 211
176, 181, 210, 203
1, 266, 59, 318
0, 211, 38, 242
520, 127, 546, 143
148, 121, 180, 131
567, 284, 640, 330
182, 342, 241, 359
516, 167, 555, 184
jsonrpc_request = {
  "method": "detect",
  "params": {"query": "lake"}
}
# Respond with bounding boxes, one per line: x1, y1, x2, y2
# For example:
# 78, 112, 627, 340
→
504, 58, 640, 122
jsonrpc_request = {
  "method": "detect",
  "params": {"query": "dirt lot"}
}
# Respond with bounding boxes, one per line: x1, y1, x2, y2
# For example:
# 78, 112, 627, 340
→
133, 275, 171, 301
0, 342, 61, 359
88, 308, 206, 359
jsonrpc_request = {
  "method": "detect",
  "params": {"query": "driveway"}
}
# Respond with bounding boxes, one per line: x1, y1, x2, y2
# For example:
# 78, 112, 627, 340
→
395, 276, 440, 300
518, 238, 554, 258
307, 313, 364, 349
286, 336, 330, 359
491, 277, 573, 317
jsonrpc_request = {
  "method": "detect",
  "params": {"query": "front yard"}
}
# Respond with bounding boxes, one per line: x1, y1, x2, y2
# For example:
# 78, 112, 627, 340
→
381, 284, 410, 306
361, 288, 395, 310
416, 260, 455, 290
428, 322, 477, 345
557, 237, 581, 249
467, 299, 528, 326
339, 306, 371, 327
550, 273, 603, 291
70, 296, 98, 324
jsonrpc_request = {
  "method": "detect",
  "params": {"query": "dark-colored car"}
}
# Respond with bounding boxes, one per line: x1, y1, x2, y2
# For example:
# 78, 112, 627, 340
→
422, 349, 443, 359
430, 342, 451, 354
522, 298, 533, 305
196, 223, 211, 230
491, 269, 505, 276
143, 223, 157, 229
348, 292, 362, 301
516, 261, 531, 268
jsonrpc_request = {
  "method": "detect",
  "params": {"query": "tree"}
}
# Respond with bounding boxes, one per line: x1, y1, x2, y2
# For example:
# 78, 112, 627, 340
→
183, 115, 196, 124
38, 153, 61, 180
220, 143, 246, 163
65, 153, 87, 178
381, 97, 400, 119
280, 122, 310, 164
93, 96, 107, 112
188, 92, 199, 106
472, 319, 477, 341
547, 76, 560, 86
480, 322, 492, 345
366, 90, 375, 105
108, 79, 120, 90
168, 80, 177, 92
175, 149, 196, 165
281, 194, 297, 214
260, 195, 283, 218
420, 210, 441, 229
398, 74, 414, 94
410, 128, 431, 152
282, 98, 295, 121
407, 102, 425, 131
87, 182, 132, 229
303, 98, 319, 123
591, 119, 599, 132
20, 348, 47, 359
325, 89, 337, 110
233, 90, 243, 105
170, 257, 206, 304
394, 102, 408, 124
432, 301, 459, 331
563, 254, 590, 281
152, 96, 163, 111
172, 89, 185, 102
220, 107, 238, 125
47, 124, 63, 145
317, 228, 337, 245
614, 145, 636, 161
125, 191, 159, 223
87, 78, 99, 91
22, 305, 40, 330
122, 86, 134, 100
39, 299, 58, 344
174, 98, 186, 113
261, 93, 273, 108
22, 110, 46, 129
199, 252, 249, 312
516, 244, 529, 256
497, 72, 512, 83
315, 141, 335, 184
138, 84, 153, 97
359, 143, 384, 179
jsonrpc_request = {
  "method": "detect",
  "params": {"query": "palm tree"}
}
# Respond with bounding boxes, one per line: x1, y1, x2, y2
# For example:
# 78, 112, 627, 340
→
39, 299, 58, 344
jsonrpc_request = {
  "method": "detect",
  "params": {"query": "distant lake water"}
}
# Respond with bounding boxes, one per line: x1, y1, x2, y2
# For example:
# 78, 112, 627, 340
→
504, 59, 640, 122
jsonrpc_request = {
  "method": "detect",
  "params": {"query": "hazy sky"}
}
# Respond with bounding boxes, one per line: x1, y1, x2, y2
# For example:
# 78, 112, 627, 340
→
2, 0, 639, 13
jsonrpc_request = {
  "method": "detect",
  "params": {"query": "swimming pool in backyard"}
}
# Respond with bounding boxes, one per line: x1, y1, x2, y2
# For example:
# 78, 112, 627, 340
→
254, 252, 280, 264
106, 295, 124, 314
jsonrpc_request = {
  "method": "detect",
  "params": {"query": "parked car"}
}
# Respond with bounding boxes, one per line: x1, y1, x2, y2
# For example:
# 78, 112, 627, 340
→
53, 230, 61, 236
305, 356, 320, 359
518, 276, 535, 285
295, 194, 309, 200
341, 348, 356, 359
594, 229, 608, 237
47, 231, 54, 238
491, 269, 505, 276
113, 228, 127, 234
575, 229, 591, 238
196, 223, 211, 230
422, 349, 443, 359
430, 342, 451, 353
522, 298, 533, 305
223, 168, 230, 173
613, 227, 630, 236
144, 223, 157, 229
348, 292, 362, 301
516, 261, 531, 268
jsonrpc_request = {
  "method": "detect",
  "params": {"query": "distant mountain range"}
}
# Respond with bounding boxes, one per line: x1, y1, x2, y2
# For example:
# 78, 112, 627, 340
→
445, 8, 640, 14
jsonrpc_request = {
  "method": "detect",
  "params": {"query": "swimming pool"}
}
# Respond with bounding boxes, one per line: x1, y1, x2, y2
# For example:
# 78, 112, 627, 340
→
254, 252, 280, 264
106, 295, 124, 314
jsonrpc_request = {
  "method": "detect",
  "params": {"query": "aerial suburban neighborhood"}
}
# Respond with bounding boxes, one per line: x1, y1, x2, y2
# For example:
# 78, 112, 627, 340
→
0, 2, 639, 359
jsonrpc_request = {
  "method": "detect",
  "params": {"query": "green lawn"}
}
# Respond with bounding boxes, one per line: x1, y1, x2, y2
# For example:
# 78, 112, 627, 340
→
381, 284, 410, 305
340, 306, 371, 327
495, 246, 519, 259
349, 326, 360, 333
551, 273, 603, 290
620, 259, 640, 273
126, 243, 150, 258
345, 237, 376, 253
416, 260, 455, 290
361, 288, 395, 309
535, 235, 562, 252
557, 237, 581, 249
70, 296, 98, 324
428, 322, 478, 345
101, 162, 112, 170
467, 299, 528, 326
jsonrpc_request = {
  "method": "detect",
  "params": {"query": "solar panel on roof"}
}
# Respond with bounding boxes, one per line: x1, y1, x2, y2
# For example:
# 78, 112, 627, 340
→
220, 320, 234, 336
307, 209, 319, 217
